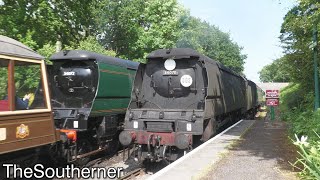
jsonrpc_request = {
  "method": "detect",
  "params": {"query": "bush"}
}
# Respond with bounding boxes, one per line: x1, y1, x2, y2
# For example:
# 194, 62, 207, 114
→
280, 83, 313, 113
287, 109, 320, 141
281, 83, 320, 178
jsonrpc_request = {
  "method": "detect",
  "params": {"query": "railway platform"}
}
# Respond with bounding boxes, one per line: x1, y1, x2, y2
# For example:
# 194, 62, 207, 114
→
150, 115, 297, 180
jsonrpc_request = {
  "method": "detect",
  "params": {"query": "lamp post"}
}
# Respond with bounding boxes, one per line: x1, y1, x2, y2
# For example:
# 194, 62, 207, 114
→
306, 4, 319, 110
313, 22, 319, 110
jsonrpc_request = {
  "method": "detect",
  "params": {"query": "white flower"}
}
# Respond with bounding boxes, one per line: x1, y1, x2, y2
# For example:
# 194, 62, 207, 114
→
294, 134, 309, 146
301, 135, 308, 143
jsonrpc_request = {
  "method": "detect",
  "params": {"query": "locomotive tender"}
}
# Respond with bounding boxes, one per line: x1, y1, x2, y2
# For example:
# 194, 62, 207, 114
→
49, 50, 138, 164
119, 48, 264, 161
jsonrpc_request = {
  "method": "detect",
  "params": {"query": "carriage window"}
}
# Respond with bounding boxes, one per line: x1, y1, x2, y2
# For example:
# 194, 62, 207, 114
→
14, 61, 46, 110
0, 60, 9, 111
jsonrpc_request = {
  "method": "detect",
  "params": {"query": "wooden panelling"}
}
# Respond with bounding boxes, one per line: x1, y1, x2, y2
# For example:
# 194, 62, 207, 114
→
0, 112, 57, 154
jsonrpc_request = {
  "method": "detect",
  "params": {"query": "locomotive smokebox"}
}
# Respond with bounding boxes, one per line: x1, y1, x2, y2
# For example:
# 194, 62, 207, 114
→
119, 131, 135, 146
175, 134, 191, 150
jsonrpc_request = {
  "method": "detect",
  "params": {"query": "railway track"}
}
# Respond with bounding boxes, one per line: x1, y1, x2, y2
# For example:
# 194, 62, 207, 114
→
119, 168, 146, 180
84, 147, 131, 167
54, 119, 243, 180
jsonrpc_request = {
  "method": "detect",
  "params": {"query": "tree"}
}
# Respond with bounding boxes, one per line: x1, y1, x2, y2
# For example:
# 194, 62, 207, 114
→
259, 57, 291, 82
66, 36, 116, 57
0, 0, 100, 49
280, 0, 320, 89
96, 0, 182, 61
176, 12, 246, 73
0, 0, 246, 72
37, 36, 117, 63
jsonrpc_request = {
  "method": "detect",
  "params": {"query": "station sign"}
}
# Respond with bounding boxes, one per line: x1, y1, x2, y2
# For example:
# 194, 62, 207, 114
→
266, 98, 279, 106
266, 90, 279, 98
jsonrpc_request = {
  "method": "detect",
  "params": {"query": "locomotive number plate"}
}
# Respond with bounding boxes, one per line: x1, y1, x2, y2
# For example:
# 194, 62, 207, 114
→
163, 70, 178, 76
63, 71, 76, 76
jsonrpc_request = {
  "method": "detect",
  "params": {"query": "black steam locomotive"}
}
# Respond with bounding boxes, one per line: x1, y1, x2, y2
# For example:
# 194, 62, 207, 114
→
48, 50, 138, 164
119, 48, 264, 161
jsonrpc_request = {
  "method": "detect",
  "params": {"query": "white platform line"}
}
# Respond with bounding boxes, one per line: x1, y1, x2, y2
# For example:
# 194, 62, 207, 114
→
149, 119, 244, 180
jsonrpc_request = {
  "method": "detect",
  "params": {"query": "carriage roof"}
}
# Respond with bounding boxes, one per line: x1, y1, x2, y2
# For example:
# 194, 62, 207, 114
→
0, 35, 44, 60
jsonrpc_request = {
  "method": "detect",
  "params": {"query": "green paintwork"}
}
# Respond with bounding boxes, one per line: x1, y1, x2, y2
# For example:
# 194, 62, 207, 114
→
90, 98, 130, 116
96, 62, 131, 97
90, 61, 136, 116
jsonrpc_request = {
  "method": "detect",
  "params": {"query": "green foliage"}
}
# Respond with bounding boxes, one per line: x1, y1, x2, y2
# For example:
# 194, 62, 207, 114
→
0, 63, 41, 99
280, 83, 320, 178
176, 12, 246, 74
136, 0, 181, 60
14, 64, 41, 96
76, 36, 116, 57
37, 36, 117, 64
280, 83, 316, 136
17, 30, 39, 50
37, 44, 56, 64
259, 57, 291, 82
280, 0, 320, 88
0, 0, 246, 75
96, 0, 182, 61
284, 109, 320, 139
280, 84, 307, 112
0, 66, 8, 99
0, 0, 99, 48
65, 36, 116, 57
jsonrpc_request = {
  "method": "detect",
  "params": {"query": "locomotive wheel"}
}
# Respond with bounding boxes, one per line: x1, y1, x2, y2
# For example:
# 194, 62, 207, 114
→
74, 139, 93, 167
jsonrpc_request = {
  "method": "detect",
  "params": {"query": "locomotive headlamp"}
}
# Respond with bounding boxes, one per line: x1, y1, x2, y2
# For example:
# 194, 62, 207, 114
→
164, 59, 176, 71
180, 75, 193, 87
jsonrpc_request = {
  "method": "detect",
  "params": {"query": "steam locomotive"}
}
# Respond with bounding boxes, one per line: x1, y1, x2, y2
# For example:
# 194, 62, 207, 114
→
119, 48, 264, 162
48, 50, 138, 165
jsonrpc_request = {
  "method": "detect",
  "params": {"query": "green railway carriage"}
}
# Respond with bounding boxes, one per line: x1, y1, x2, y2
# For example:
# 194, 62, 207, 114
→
48, 50, 138, 164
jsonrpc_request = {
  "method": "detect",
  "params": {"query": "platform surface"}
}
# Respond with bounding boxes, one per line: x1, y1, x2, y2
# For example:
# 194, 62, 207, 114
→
206, 120, 298, 180
150, 120, 256, 180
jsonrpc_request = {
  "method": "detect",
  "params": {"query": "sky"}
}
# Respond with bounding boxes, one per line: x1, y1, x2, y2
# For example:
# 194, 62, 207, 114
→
179, 0, 297, 83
